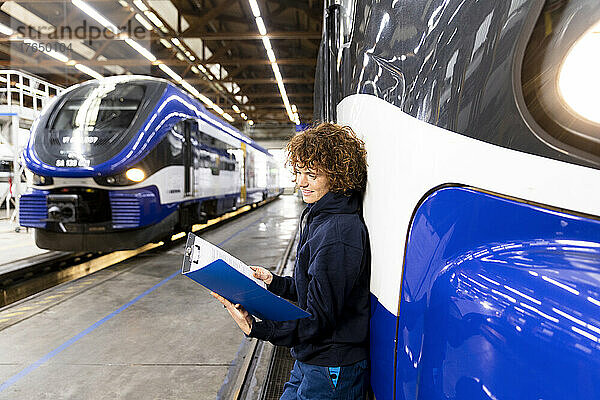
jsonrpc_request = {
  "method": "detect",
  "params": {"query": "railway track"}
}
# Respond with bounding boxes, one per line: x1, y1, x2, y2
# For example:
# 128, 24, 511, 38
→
0, 198, 277, 309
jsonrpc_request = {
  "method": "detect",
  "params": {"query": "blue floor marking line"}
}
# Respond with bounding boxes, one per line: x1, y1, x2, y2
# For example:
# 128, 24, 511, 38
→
0, 215, 265, 393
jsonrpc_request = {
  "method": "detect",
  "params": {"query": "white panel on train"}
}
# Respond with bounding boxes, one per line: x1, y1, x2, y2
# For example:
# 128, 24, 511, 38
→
338, 94, 600, 316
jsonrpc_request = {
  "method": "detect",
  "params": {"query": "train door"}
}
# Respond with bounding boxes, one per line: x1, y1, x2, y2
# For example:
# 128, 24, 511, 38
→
183, 119, 197, 197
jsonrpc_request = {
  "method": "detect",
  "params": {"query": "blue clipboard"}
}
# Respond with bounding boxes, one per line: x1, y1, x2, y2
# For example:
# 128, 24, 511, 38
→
182, 233, 309, 321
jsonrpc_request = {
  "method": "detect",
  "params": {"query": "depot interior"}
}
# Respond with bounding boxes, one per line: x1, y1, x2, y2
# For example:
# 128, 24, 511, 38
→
0, 0, 323, 216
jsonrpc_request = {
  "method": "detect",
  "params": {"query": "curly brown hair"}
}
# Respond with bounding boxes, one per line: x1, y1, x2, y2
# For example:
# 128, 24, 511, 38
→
286, 122, 367, 193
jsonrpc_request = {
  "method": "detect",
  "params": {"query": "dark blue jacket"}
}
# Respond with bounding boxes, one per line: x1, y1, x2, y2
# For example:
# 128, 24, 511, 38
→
249, 191, 370, 366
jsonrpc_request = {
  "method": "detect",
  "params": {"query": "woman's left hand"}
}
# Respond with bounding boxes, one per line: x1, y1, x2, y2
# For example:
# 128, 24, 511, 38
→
211, 292, 254, 335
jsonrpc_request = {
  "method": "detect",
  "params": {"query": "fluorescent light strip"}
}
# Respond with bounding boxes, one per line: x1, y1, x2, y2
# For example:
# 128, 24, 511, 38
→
261, 36, 272, 50
145, 11, 167, 33
232, 104, 240, 113
75, 63, 103, 79
197, 93, 215, 107
160, 38, 172, 49
158, 63, 182, 82
212, 104, 224, 115
256, 17, 267, 35
180, 80, 201, 98
24, 39, 69, 63
249, 0, 261, 17
135, 14, 153, 31
0, 22, 13, 36
71, 0, 120, 33
249, 0, 296, 122
222, 113, 234, 122
125, 38, 156, 62
133, 0, 149, 12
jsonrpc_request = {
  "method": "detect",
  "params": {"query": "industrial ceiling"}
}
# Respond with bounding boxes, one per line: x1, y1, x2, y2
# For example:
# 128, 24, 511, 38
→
0, 0, 323, 141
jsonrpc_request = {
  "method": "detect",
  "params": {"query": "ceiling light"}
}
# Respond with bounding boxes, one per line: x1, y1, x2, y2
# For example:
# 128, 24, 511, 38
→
191, 66, 200, 74
0, 23, 13, 36
180, 80, 201, 98
133, 0, 149, 12
176, 52, 185, 61
256, 17, 267, 35
118, 0, 129, 7
145, 11, 166, 32
266, 48, 276, 63
75, 63, 103, 79
135, 14, 154, 31
240, 112, 247, 120
248, 0, 261, 17
291, 104, 297, 113
158, 63, 182, 82
248, 120, 254, 126
171, 37, 182, 47
232, 104, 240, 113
261, 37, 272, 50
197, 93, 215, 107
24, 39, 69, 62
125, 38, 157, 62
271, 62, 283, 81
72, 0, 120, 34
212, 104, 224, 115
160, 38, 172, 48
222, 113, 234, 122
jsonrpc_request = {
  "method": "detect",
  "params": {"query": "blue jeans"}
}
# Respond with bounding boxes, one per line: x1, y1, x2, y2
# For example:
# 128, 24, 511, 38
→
279, 359, 368, 400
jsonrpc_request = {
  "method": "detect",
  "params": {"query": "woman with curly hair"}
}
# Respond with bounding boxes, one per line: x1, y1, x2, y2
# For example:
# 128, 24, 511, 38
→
212, 122, 370, 399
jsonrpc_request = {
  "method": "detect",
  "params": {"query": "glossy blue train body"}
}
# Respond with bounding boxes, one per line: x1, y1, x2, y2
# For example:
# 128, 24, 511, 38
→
23, 83, 267, 177
322, 0, 600, 397
368, 187, 600, 399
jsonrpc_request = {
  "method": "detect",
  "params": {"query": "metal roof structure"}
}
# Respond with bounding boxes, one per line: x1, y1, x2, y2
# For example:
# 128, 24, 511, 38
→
0, 0, 322, 139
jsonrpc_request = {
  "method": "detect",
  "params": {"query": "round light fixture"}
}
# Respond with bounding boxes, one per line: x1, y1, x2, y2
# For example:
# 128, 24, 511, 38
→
558, 20, 600, 124
125, 168, 145, 182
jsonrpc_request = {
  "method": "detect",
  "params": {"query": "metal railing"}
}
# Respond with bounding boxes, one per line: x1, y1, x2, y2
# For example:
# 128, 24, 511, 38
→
0, 69, 62, 111
0, 69, 64, 225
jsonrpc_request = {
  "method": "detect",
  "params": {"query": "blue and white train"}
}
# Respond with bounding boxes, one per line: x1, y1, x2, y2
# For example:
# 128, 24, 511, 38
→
319, 0, 600, 398
19, 76, 281, 252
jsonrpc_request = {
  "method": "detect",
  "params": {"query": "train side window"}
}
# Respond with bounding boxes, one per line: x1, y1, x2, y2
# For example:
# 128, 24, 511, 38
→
519, 2, 600, 164
168, 122, 184, 161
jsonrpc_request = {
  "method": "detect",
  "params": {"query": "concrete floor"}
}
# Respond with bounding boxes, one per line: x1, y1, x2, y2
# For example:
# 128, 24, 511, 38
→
0, 195, 304, 399
0, 218, 49, 267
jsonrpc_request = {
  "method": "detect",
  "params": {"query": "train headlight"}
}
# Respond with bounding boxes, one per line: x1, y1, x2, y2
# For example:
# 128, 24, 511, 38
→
557, 20, 600, 124
32, 173, 53, 186
125, 168, 145, 182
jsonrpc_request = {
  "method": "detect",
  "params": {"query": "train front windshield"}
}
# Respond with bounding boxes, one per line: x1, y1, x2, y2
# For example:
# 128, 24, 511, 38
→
33, 80, 163, 168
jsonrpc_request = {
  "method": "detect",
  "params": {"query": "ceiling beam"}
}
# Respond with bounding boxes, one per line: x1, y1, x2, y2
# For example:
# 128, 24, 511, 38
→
247, 92, 314, 97
204, 58, 315, 66
251, 103, 312, 108
177, 31, 321, 40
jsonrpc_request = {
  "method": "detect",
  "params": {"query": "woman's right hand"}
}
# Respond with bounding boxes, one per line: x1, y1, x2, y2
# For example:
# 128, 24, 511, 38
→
250, 266, 273, 285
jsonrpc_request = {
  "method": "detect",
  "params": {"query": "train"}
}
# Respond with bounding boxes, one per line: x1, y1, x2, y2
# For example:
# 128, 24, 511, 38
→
318, 0, 600, 398
19, 75, 281, 252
